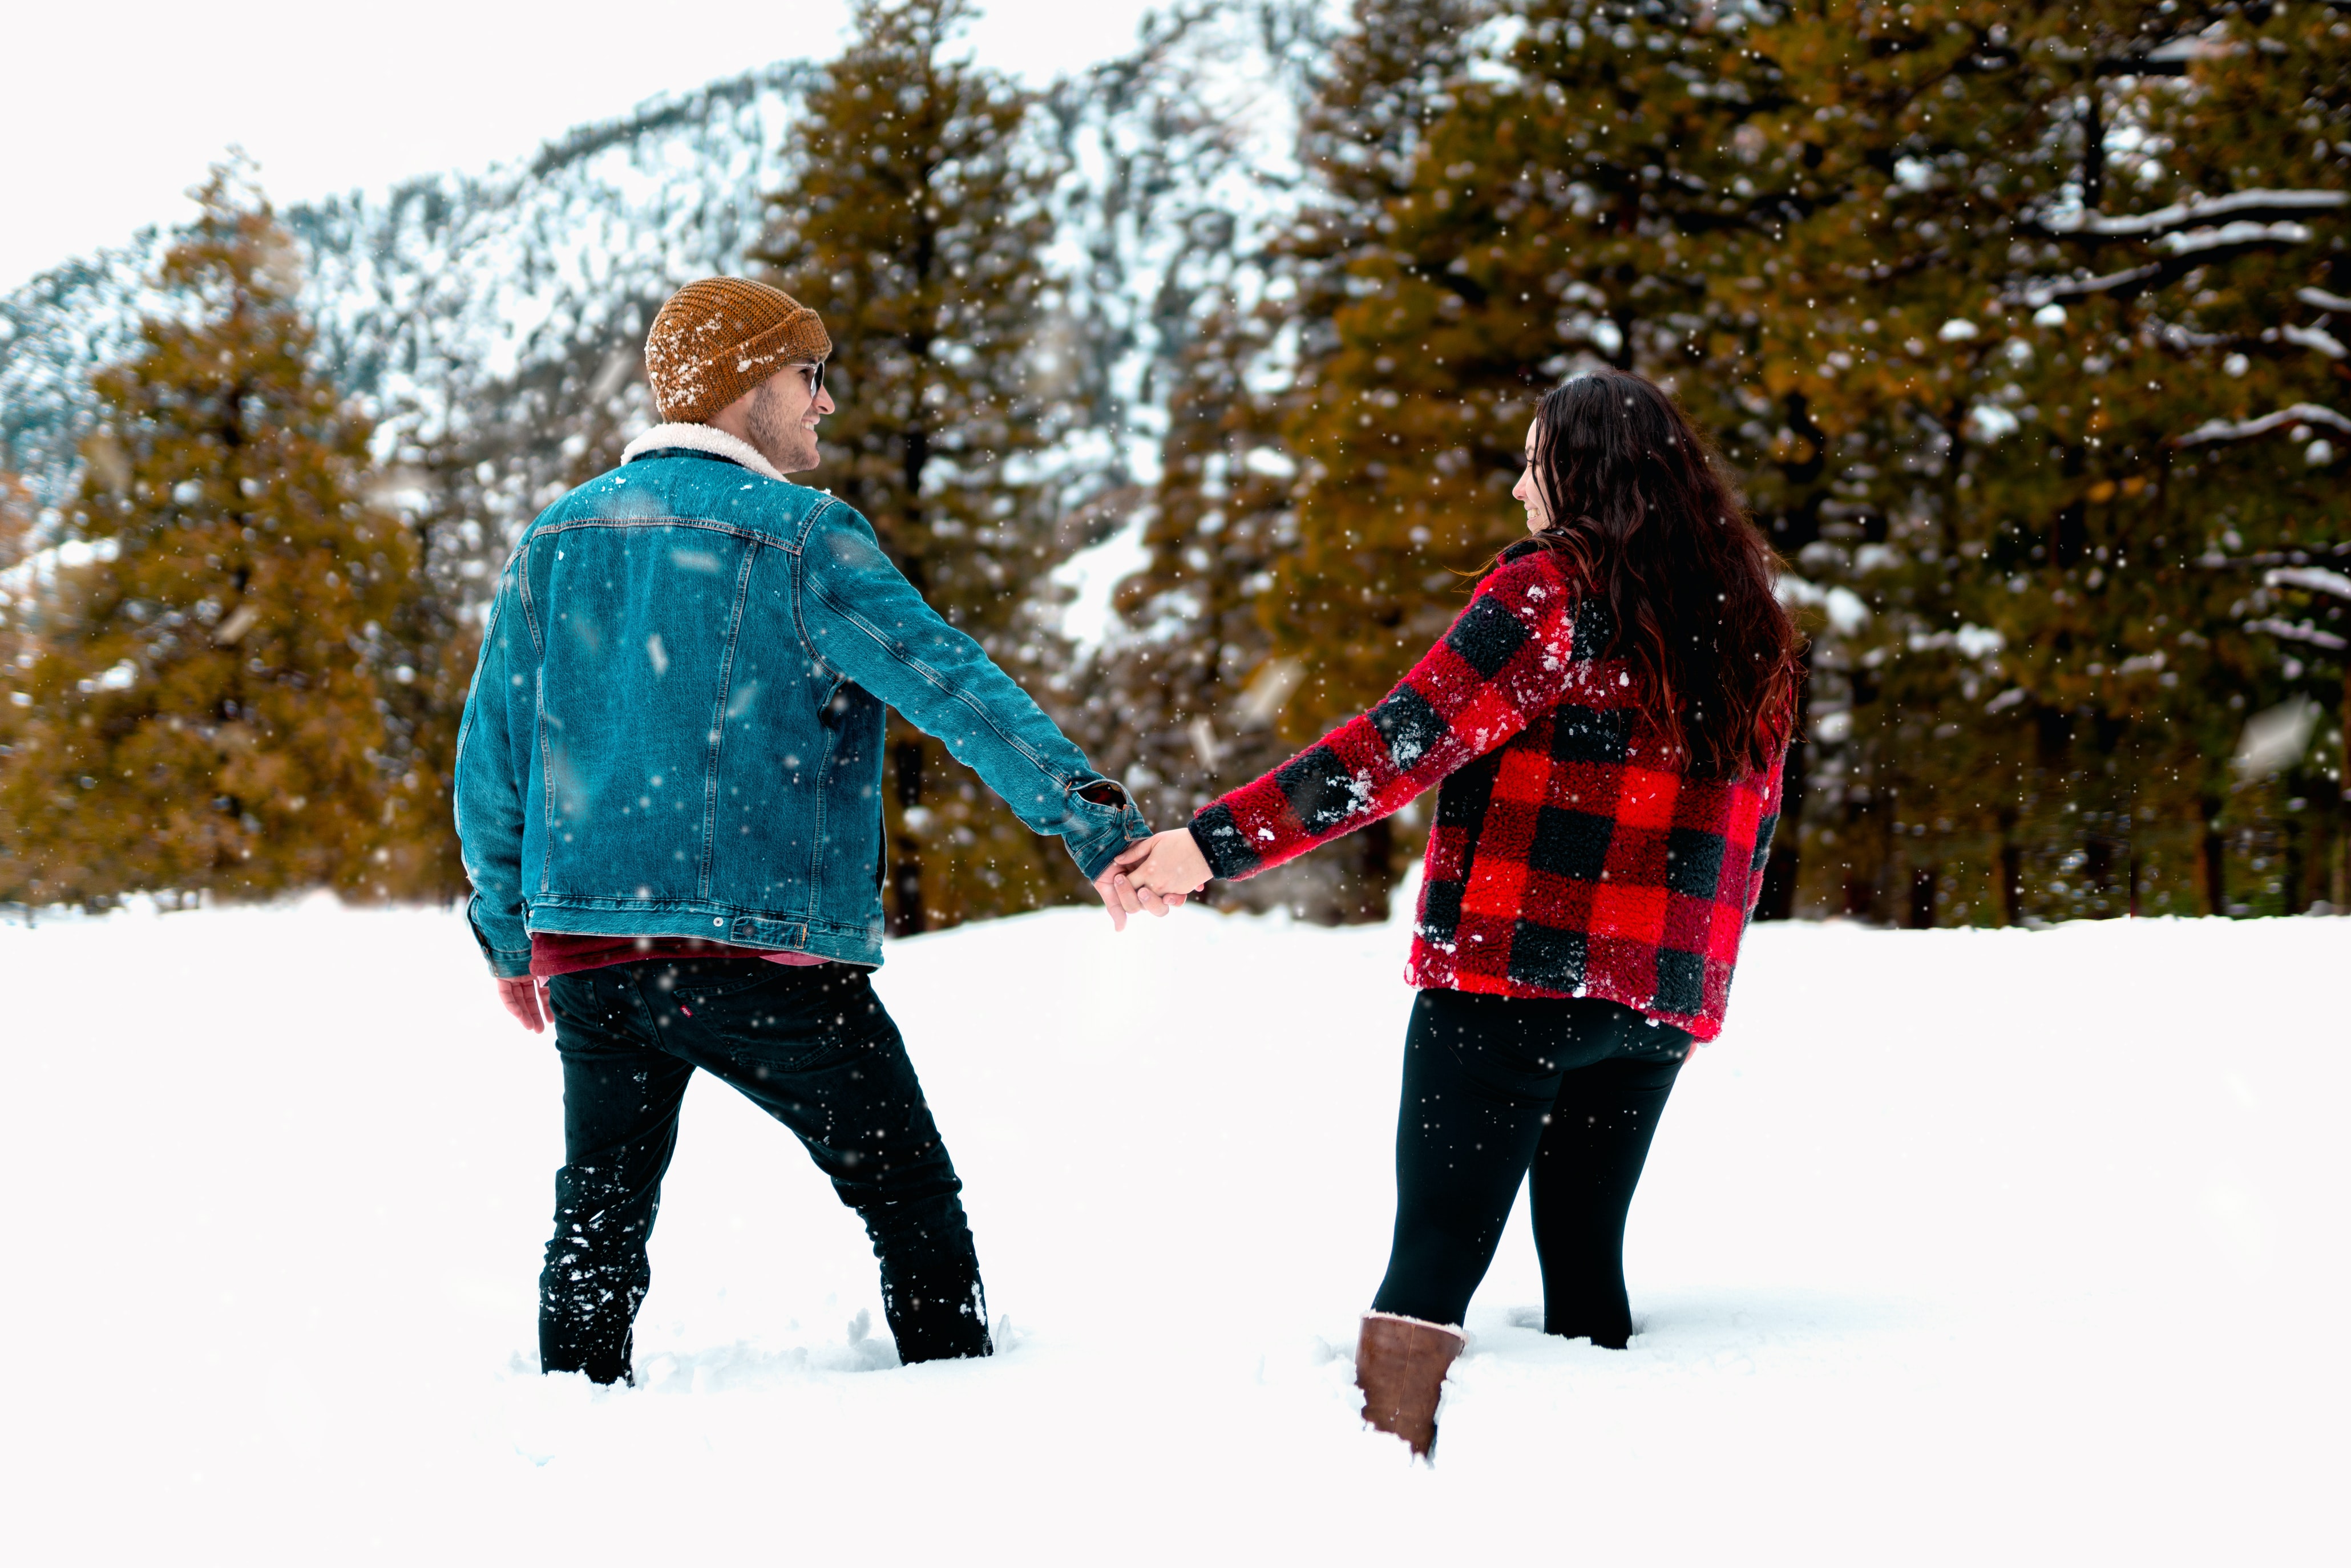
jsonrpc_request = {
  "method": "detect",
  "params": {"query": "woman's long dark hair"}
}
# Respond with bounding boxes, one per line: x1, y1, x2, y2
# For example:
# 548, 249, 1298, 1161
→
1520, 371, 1801, 778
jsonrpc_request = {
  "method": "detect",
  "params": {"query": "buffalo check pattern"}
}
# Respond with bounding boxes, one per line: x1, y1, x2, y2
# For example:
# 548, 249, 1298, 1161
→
1190, 541, 1786, 1041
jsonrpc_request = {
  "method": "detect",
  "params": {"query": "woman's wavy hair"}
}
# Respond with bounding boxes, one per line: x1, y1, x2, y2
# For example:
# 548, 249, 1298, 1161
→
1518, 370, 1801, 778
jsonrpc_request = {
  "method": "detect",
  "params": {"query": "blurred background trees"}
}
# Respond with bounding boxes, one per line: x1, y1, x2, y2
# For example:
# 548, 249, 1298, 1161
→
0, 0, 2342, 926
0, 169, 462, 907
1096, 0, 2348, 926
756, 0, 1075, 935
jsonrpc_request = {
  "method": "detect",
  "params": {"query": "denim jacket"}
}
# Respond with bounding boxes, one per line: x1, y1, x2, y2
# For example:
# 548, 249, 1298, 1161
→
453, 423, 1149, 979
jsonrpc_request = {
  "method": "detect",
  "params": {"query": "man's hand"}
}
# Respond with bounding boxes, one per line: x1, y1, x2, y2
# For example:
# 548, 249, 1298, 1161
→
1108, 829, 1213, 914
1093, 843, 1183, 932
497, 975, 551, 1033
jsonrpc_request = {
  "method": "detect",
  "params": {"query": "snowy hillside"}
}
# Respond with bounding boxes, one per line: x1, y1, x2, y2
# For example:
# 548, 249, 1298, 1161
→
0, 15, 1304, 601
3, 900, 2341, 1562
0, 63, 810, 510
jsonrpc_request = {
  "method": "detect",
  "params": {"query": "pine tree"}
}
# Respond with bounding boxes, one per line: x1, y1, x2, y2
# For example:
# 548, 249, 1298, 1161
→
0, 168, 453, 907
1709, 1, 2351, 922
757, 0, 1073, 935
1086, 304, 1319, 900
1057, 5, 1353, 919
1236, 0, 2348, 924
1100, 0, 1489, 924
0, 473, 34, 805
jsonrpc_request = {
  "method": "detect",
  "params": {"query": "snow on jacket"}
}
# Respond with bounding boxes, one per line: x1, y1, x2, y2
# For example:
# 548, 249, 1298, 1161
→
1187, 539, 1786, 1041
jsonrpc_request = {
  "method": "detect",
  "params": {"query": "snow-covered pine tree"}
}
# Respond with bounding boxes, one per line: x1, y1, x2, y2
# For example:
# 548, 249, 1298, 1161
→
0, 473, 33, 794
756, 0, 1076, 934
1266, 0, 2349, 924
1054, 3, 1359, 919
1719, 1, 2351, 921
1256, 0, 1794, 920
0, 169, 453, 907
1145, 0, 1490, 924
2115, 1, 2351, 914
1696, 1, 2167, 926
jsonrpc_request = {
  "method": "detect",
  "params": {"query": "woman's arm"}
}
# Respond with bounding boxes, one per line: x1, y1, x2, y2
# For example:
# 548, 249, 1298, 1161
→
1138, 553, 1592, 892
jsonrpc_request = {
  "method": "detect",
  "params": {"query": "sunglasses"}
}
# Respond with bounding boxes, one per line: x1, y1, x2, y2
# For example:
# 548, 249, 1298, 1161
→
792, 361, 826, 397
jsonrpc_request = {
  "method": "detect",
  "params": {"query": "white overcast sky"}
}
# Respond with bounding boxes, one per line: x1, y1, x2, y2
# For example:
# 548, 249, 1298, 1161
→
1, 0, 1161, 293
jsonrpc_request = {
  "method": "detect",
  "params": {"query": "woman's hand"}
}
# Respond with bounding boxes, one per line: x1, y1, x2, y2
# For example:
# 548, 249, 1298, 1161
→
1115, 828, 1213, 901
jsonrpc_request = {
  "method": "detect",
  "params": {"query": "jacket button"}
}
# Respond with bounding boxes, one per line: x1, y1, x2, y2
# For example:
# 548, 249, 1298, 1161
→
714, 918, 725, 926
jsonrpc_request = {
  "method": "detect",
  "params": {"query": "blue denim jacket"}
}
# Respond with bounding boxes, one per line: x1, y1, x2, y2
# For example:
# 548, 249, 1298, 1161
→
453, 427, 1148, 979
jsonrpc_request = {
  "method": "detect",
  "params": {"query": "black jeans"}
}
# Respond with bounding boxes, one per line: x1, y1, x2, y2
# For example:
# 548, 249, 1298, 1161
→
1370, 989, 1688, 1347
540, 958, 989, 1383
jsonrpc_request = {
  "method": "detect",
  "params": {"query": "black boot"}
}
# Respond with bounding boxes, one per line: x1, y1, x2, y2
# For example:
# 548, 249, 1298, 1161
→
542, 1304, 637, 1385
881, 1258, 992, 1363
539, 1219, 649, 1385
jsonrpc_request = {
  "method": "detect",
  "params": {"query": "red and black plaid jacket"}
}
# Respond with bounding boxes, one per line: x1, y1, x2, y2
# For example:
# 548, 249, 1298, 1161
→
1189, 540, 1786, 1041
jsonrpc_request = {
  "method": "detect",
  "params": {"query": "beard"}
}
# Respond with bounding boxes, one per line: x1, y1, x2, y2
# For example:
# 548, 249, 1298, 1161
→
744, 378, 818, 472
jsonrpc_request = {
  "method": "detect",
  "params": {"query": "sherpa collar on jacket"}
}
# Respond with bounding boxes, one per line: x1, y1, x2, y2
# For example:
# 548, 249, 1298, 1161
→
620, 422, 788, 484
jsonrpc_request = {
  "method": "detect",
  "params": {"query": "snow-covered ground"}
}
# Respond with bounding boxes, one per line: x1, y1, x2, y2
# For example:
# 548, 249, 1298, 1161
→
3, 898, 2342, 1563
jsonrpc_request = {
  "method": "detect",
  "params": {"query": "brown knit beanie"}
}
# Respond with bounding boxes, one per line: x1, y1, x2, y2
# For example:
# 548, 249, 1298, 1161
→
643, 278, 832, 425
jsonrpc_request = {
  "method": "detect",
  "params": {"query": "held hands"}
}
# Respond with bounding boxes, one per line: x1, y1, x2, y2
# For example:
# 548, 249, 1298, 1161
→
1091, 827, 1214, 931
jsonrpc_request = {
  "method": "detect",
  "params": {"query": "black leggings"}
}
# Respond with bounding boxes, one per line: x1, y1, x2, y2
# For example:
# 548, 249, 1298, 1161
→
1370, 989, 1687, 1347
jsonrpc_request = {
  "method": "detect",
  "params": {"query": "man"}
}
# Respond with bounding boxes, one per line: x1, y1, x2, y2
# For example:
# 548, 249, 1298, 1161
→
455, 277, 1166, 1384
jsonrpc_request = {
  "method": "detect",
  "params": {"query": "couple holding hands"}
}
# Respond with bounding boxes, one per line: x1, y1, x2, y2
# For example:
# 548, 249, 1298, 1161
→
454, 278, 1799, 1459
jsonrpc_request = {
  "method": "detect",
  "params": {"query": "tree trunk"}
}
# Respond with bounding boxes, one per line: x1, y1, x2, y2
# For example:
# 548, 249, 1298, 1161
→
2200, 797, 2227, 917
1906, 863, 1937, 929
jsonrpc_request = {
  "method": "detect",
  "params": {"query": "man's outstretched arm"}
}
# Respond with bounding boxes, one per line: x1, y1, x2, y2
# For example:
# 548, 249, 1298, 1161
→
796, 507, 1152, 885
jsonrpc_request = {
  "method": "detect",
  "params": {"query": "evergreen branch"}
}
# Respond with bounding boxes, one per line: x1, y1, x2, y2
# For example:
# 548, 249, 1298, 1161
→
2030, 188, 2345, 241
2264, 565, 2351, 603
2013, 262, 2163, 305
2243, 617, 2348, 650
2195, 543, 2351, 569
2156, 221, 2314, 258
2146, 320, 2347, 361
2281, 324, 2348, 360
2014, 221, 2317, 308
2169, 403, 2351, 448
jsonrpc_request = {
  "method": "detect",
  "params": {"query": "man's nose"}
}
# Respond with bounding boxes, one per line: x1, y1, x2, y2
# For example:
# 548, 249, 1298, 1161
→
815, 388, 837, 415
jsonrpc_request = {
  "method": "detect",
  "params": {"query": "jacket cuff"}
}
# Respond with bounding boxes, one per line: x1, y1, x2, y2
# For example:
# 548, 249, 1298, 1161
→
486, 948, 535, 981
1060, 776, 1150, 880
1067, 801, 1150, 881
468, 896, 536, 980
1187, 803, 1261, 880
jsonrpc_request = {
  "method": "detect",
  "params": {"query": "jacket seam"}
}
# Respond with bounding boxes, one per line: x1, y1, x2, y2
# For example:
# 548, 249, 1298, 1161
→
535, 514, 782, 548
535, 662, 555, 896
698, 546, 761, 898
514, 544, 546, 658
807, 684, 843, 911
805, 573, 1064, 785
786, 497, 844, 667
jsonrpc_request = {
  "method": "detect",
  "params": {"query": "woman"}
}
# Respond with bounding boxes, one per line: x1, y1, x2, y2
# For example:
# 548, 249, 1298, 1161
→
1112, 370, 1800, 1459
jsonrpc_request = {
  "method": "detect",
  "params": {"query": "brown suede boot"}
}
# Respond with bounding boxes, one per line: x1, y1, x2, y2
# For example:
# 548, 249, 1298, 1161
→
1354, 1311, 1467, 1459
